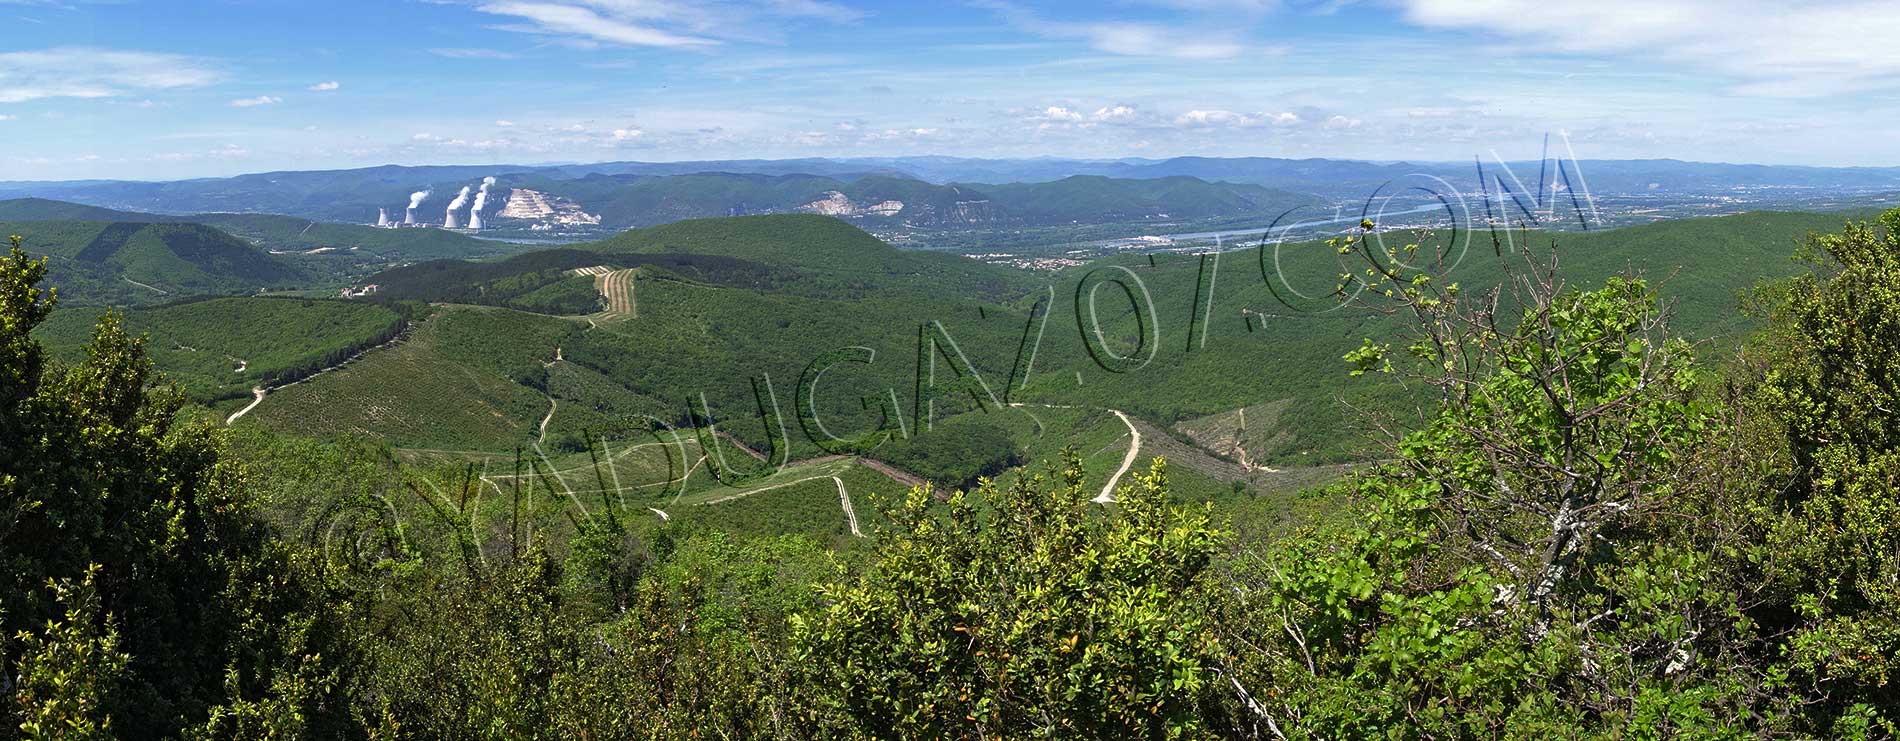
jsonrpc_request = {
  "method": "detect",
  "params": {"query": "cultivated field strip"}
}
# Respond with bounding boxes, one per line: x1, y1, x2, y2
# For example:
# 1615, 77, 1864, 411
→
591, 268, 637, 319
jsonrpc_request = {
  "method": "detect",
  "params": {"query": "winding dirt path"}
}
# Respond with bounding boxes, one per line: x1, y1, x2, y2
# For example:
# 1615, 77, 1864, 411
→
1096, 409, 1141, 504
537, 395, 557, 446
225, 387, 266, 425
1009, 402, 1138, 505
124, 278, 168, 295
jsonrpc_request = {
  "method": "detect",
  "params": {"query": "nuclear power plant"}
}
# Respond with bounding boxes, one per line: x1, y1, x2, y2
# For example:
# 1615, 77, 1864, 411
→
374, 179, 496, 230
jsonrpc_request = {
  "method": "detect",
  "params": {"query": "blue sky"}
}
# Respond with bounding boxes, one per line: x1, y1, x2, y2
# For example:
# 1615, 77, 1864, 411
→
4, 0, 1900, 180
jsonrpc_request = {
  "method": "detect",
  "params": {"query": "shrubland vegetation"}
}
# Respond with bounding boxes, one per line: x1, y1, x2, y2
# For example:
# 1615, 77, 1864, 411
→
5, 199, 1899, 738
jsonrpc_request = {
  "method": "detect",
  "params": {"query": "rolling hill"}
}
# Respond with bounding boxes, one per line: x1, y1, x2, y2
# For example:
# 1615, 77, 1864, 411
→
0, 198, 544, 301
3, 219, 306, 304
35, 296, 403, 402
40, 207, 1867, 504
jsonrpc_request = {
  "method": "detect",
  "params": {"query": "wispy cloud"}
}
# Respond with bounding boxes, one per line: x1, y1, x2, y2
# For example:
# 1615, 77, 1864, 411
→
430, 47, 521, 59
975, 0, 1267, 59
1174, 109, 1300, 127
0, 46, 220, 103
472, 0, 863, 49
1396, 0, 1900, 96
308, 80, 339, 91
229, 95, 282, 107
476, 2, 721, 48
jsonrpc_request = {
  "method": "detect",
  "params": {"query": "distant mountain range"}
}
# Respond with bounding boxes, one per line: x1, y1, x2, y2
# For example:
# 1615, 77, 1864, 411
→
7, 156, 1899, 230
0, 168, 1327, 231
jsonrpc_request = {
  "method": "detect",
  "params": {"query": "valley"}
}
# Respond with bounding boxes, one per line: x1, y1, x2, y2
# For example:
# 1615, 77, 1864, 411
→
13, 198, 1857, 536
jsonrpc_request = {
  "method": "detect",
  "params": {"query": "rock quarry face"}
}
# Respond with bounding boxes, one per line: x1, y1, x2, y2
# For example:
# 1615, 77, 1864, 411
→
798, 191, 911, 218
497, 188, 601, 226
802, 191, 858, 216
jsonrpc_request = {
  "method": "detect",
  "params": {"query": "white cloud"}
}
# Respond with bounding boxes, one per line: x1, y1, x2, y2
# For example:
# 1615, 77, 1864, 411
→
0, 115, 14, 122
430, 47, 522, 59
475, 0, 865, 50
1173, 109, 1299, 127
976, 1, 1257, 59
1077, 22, 1247, 59
308, 81, 339, 91
1396, 0, 1900, 95
759, 0, 863, 22
154, 143, 250, 162
1324, 114, 1360, 129
612, 127, 644, 140
1093, 104, 1137, 121
0, 47, 220, 103
863, 127, 941, 141
229, 95, 282, 107
495, 119, 516, 127
1040, 106, 1084, 122
476, 2, 721, 48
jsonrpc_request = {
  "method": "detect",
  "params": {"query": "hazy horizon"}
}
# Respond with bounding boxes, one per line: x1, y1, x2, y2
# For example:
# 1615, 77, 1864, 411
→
7, 1, 1900, 180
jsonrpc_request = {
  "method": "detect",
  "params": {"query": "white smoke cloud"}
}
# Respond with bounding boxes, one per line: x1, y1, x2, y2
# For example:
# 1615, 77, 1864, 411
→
472, 176, 495, 212
445, 185, 472, 228
469, 177, 496, 230
404, 189, 430, 224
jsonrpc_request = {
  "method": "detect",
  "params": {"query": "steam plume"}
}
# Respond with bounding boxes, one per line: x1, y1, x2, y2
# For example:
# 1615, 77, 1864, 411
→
444, 185, 471, 229
469, 176, 496, 230
404, 189, 430, 224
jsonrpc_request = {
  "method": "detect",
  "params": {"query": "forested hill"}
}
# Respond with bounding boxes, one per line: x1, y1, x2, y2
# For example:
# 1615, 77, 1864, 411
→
0, 197, 175, 223
296, 207, 1874, 471
1, 219, 304, 304
591, 213, 1040, 300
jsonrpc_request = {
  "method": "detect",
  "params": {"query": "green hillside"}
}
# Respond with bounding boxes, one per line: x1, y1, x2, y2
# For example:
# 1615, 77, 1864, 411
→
234, 209, 1861, 474
592, 213, 1037, 300
196, 212, 520, 261
1011, 209, 1868, 464
34, 296, 402, 402
45, 206, 1858, 483
4, 219, 306, 304
0, 199, 556, 305
240, 304, 583, 450
0, 197, 171, 222
979, 175, 1310, 223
